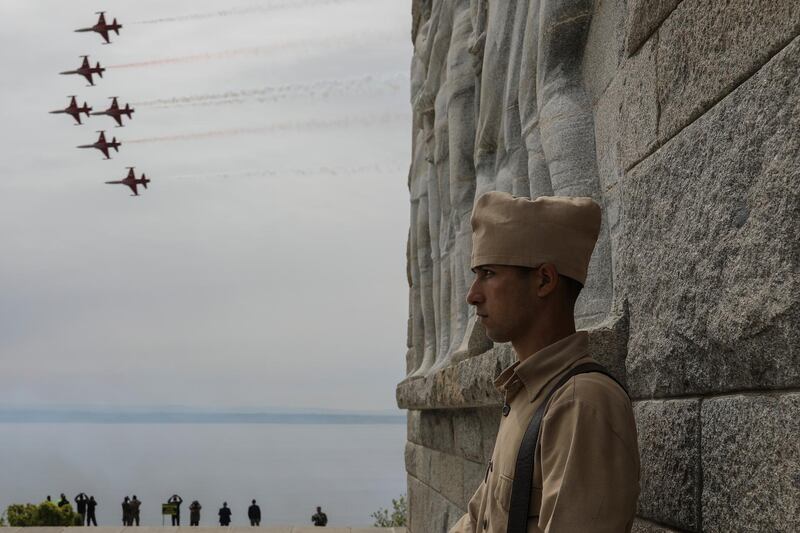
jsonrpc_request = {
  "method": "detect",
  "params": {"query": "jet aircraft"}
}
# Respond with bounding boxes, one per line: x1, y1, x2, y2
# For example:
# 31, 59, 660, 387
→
59, 56, 105, 86
49, 96, 92, 125
91, 97, 134, 127
77, 131, 120, 159
106, 167, 150, 196
75, 12, 122, 44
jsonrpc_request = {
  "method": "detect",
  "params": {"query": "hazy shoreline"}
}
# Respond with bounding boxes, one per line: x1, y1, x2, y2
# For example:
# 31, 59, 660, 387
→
0, 410, 405, 425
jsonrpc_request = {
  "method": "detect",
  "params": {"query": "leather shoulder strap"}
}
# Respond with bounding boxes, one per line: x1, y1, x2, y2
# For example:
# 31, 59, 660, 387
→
506, 362, 628, 533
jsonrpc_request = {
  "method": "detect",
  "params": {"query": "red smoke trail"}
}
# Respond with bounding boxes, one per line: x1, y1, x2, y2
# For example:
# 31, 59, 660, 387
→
125, 113, 408, 144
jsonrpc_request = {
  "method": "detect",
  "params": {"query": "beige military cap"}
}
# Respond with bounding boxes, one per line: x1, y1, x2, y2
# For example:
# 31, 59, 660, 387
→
470, 191, 601, 284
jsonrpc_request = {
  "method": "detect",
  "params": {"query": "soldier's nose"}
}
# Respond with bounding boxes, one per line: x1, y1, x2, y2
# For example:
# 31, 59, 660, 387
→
466, 281, 483, 306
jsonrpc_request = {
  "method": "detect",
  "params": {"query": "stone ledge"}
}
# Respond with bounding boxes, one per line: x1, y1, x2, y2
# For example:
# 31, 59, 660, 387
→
397, 321, 628, 410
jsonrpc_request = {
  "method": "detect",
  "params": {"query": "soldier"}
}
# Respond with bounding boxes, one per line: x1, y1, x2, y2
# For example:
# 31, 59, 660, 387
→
189, 500, 202, 527
75, 493, 89, 525
247, 499, 261, 526
87, 496, 98, 526
167, 494, 183, 526
311, 506, 327, 527
218, 502, 232, 527
130, 495, 141, 526
450, 192, 640, 532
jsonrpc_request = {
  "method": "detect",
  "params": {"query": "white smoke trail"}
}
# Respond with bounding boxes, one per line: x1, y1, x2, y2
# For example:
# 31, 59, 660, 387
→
165, 162, 407, 181
133, 73, 406, 109
132, 0, 365, 25
108, 30, 403, 70
125, 113, 408, 144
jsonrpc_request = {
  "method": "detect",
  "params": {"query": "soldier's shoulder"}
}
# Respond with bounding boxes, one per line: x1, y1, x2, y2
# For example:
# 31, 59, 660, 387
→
549, 363, 631, 416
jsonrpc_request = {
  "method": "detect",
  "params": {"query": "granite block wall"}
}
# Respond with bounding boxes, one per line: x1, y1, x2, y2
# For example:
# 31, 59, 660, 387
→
398, 1, 800, 531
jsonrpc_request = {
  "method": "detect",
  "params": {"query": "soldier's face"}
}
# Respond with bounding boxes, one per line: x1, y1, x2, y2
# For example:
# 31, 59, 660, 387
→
466, 265, 540, 343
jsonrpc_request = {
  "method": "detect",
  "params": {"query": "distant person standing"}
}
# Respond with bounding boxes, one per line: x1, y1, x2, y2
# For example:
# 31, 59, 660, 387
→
189, 500, 202, 526
122, 496, 132, 526
58, 493, 70, 508
247, 500, 261, 526
130, 495, 141, 526
311, 506, 327, 527
75, 493, 89, 524
87, 496, 98, 526
218, 502, 232, 526
46, 495, 52, 503
168, 494, 183, 526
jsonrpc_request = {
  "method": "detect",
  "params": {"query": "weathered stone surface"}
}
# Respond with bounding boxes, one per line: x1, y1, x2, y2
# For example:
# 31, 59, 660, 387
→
622, 35, 800, 398
477, 406, 501, 464
429, 449, 464, 506
407, 475, 464, 533
397, 345, 510, 410
624, 0, 680, 55
462, 459, 485, 510
630, 519, 683, 533
594, 36, 658, 190
452, 410, 483, 461
405, 441, 431, 486
702, 393, 800, 532
419, 410, 454, 452
657, 0, 800, 143
583, 0, 628, 104
406, 410, 420, 445
398, 325, 627, 409
634, 399, 701, 531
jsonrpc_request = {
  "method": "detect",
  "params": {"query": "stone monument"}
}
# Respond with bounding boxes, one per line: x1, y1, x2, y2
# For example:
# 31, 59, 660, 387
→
398, 0, 800, 531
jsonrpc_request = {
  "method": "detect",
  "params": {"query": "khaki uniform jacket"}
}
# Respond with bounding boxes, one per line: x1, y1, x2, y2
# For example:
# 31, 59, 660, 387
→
450, 332, 640, 533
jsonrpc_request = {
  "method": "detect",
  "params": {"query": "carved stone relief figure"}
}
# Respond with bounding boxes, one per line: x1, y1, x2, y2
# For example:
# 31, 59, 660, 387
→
473, 0, 519, 196
407, 4, 436, 379
518, 0, 613, 324
406, 0, 614, 378
430, 0, 480, 372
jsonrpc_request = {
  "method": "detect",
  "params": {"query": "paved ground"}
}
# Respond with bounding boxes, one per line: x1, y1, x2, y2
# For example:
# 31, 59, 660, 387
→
0, 526, 406, 533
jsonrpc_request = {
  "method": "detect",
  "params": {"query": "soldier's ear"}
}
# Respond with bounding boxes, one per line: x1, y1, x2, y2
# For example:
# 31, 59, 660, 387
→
535, 264, 559, 297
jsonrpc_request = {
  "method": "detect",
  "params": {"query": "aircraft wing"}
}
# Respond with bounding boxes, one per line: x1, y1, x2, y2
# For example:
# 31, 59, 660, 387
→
69, 111, 82, 125
99, 145, 110, 159
127, 182, 138, 195
81, 72, 95, 85
112, 113, 123, 127
99, 29, 111, 43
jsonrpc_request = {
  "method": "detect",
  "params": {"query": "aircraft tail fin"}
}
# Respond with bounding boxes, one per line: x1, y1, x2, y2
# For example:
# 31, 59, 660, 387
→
96, 63, 104, 77
113, 19, 120, 34
112, 137, 119, 151
142, 174, 148, 189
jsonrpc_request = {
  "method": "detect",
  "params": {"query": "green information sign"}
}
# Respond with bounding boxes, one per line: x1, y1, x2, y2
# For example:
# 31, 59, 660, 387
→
162, 503, 178, 516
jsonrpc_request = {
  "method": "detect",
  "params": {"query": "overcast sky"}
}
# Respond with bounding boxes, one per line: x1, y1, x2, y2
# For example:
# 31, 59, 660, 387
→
0, 0, 412, 412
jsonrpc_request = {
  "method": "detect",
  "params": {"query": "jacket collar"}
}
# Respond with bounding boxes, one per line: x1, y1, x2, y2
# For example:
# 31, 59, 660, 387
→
494, 331, 590, 403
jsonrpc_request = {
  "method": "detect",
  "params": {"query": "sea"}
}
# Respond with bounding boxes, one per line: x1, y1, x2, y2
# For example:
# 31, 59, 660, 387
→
0, 419, 406, 528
